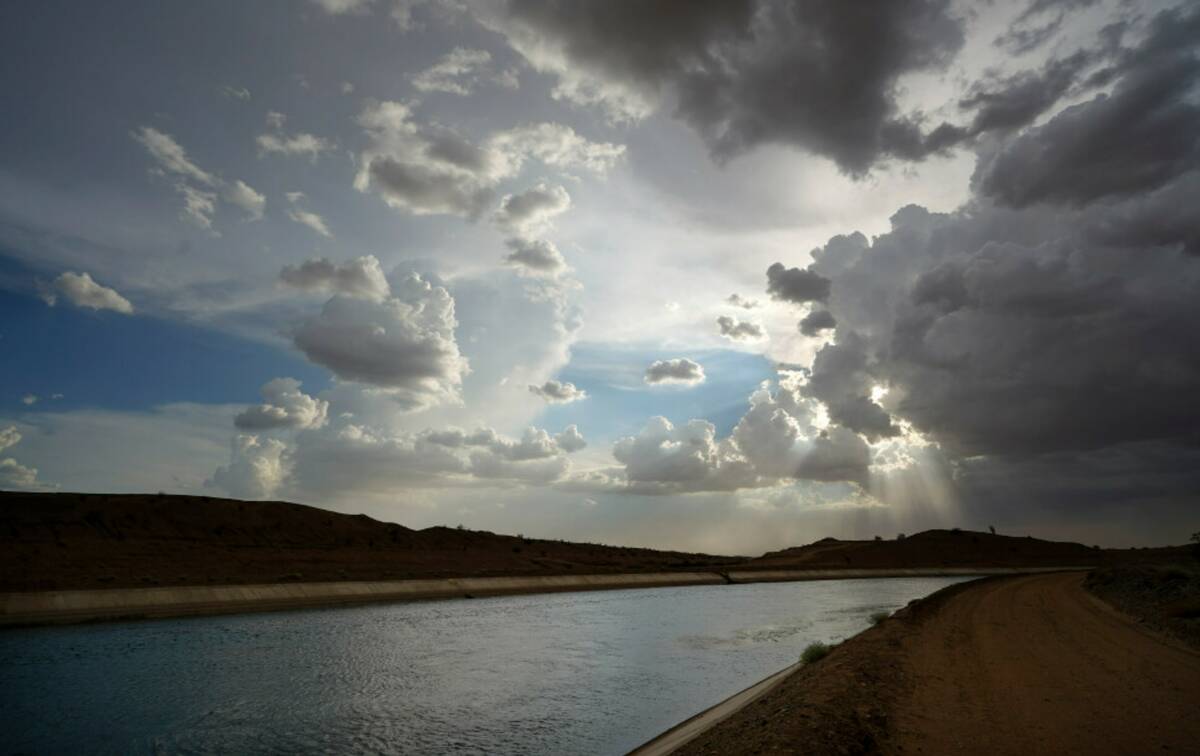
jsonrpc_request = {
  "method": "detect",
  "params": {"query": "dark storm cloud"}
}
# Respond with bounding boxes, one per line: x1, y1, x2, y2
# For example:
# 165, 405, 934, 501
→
994, 15, 1064, 56
496, 0, 966, 173
798, 309, 836, 336
994, 0, 1101, 55
765, 262, 830, 304
750, 4, 1200, 526
808, 198, 1200, 458
974, 6, 1200, 207
959, 49, 1100, 136
802, 332, 899, 441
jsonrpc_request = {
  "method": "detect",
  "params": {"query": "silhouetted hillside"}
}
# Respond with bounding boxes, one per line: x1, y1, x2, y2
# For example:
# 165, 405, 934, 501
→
1, 493, 1185, 593
0, 492, 740, 592
743, 529, 1184, 570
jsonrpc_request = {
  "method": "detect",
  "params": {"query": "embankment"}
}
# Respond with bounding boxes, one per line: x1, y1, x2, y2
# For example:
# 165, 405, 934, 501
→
669, 571, 1200, 755
1, 566, 1086, 627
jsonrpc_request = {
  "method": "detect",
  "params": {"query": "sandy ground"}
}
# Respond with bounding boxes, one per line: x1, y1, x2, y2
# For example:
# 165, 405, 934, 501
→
674, 572, 1200, 755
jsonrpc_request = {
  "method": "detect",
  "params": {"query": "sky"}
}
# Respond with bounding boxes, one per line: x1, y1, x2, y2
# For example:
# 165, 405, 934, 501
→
1, 0, 1198, 554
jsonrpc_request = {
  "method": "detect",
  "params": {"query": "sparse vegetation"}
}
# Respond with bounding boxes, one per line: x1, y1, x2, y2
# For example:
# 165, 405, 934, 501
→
801, 641, 831, 664
870, 611, 890, 625
1086, 564, 1200, 648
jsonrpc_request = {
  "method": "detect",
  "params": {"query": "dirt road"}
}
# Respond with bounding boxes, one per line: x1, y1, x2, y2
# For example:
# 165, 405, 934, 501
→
890, 572, 1200, 754
674, 572, 1200, 755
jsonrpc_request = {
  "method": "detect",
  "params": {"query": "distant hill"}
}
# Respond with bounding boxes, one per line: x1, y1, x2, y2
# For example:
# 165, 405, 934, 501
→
741, 529, 1185, 570
0, 492, 1186, 593
0, 492, 740, 592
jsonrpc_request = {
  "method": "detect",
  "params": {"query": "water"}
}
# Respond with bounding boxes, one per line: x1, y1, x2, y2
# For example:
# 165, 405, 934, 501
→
1, 576, 971, 755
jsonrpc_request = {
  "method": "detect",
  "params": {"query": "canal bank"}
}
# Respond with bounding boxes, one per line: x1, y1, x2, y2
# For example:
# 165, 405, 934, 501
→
0, 566, 1090, 627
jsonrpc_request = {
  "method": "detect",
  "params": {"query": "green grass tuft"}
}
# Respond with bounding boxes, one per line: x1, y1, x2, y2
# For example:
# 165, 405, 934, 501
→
801, 641, 831, 664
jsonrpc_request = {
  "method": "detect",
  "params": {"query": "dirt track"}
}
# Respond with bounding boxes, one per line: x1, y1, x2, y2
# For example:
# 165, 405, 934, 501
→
675, 572, 1200, 755
890, 572, 1200, 754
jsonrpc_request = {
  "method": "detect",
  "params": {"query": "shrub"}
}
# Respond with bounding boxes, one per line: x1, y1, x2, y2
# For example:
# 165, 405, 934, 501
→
870, 611, 890, 626
801, 641, 831, 664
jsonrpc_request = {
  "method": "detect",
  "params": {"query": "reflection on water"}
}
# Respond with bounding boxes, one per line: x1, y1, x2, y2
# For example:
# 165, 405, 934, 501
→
0, 576, 970, 755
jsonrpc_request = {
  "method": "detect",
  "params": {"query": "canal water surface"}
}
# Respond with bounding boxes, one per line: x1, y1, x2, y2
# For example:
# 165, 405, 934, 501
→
1, 576, 972, 754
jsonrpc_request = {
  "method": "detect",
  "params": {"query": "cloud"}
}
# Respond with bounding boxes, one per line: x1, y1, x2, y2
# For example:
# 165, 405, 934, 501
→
280, 256, 390, 300
41, 271, 134, 314
475, 0, 966, 173
716, 315, 765, 342
959, 48, 1104, 137
529, 379, 586, 403
421, 427, 499, 448
224, 416, 588, 498
607, 381, 873, 494
555, 424, 587, 452
490, 122, 625, 173
0, 426, 19, 451
223, 180, 265, 221
469, 449, 568, 483
726, 293, 759, 309
644, 358, 706, 386
257, 113, 332, 161
309, 0, 373, 15
133, 125, 263, 230
177, 184, 218, 228
412, 47, 518, 95
766, 261, 830, 304
421, 423, 585, 457
739, 6, 1200, 531
207, 434, 287, 499
292, 273, 469, 409
132, 126, 216, 186
994, 0, 1100, 55
21, 395, 38, 406
730, 382, 871, 484
803, 332, 899, 440
0, 425, 48, 491
504, 237, 566, 275
234, 378, 329, 431
486, 426, 560, 460
0, 457, 41, 490
973, 7, 1200, 208
354, 101, 622, 219
283, 193, 333, 237
220, 85, 251, 101
354, 100, 503, 218
285, 422, 468, 496
287, 208, 333, 238
809, 199, 1200, 455
799, 309, 836, 336
612, 416, 757, 492
493, 183, 571, 237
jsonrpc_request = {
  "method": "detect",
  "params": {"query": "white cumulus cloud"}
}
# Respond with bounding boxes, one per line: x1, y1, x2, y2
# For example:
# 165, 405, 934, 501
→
42, 272, 133, 314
